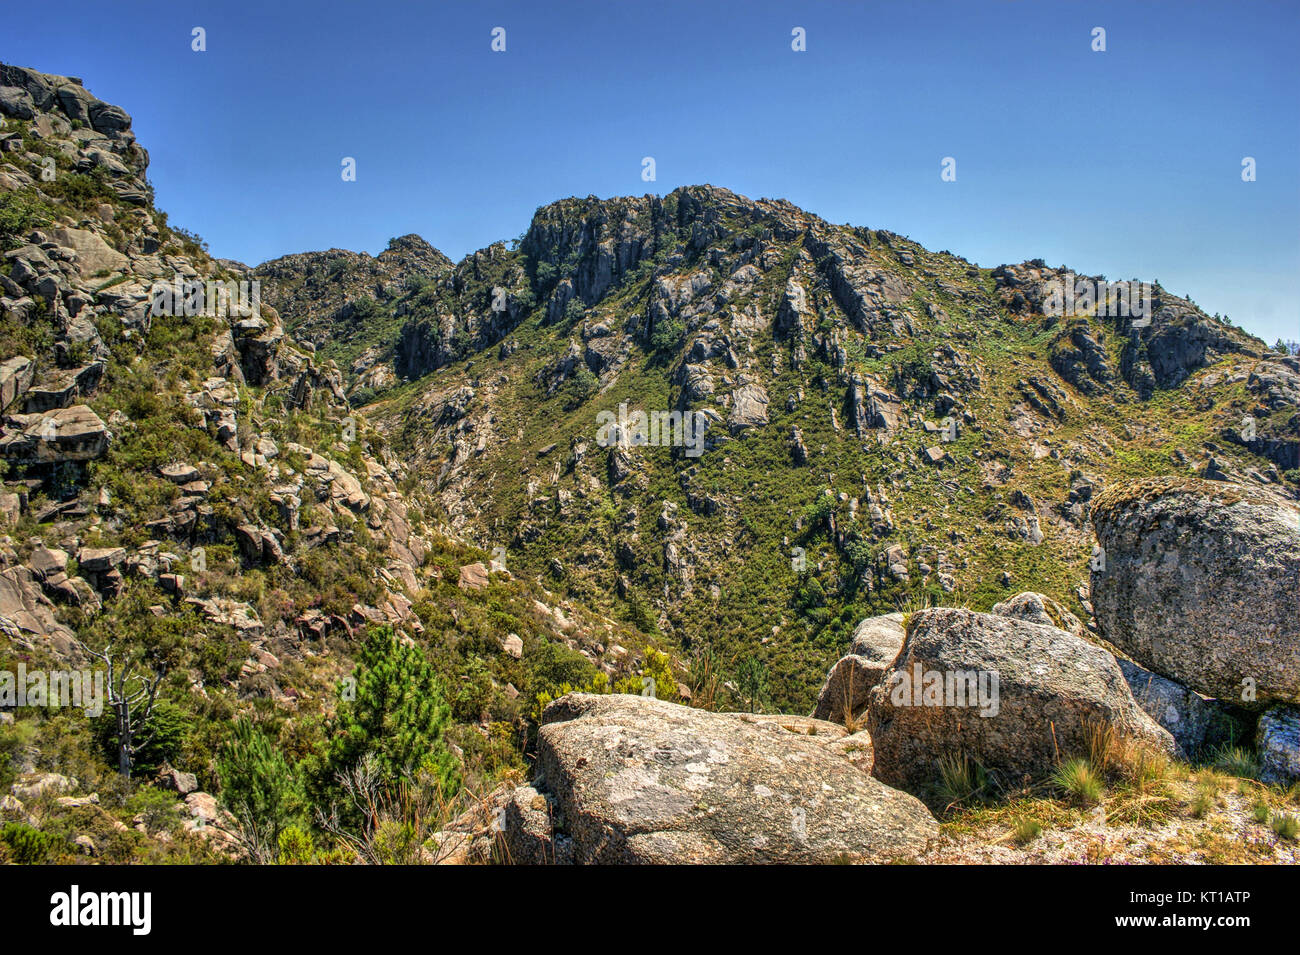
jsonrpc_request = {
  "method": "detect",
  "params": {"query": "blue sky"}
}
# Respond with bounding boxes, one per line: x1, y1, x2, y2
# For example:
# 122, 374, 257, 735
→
3, 0, 1297, 343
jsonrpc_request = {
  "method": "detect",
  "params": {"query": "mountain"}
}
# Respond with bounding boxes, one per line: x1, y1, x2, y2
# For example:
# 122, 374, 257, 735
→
253, 236, 452, 403
1, 62, 1297, 866
327, 185, 1299, 712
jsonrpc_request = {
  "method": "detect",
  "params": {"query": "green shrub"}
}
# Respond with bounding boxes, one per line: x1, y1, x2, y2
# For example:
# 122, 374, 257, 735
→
733, 655, 768, 713
562, 367, 599, 409
802, 495, 833, 534
1271, 812, 1299, 840
276, 825, 316, 864
0, 190, 56, 248
41, 170, 117, 212
1, 822, 61, 864
218, 718, 302, 859
648, 316, 684, 353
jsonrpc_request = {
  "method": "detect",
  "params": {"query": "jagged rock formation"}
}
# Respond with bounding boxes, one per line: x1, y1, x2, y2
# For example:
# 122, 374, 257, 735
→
254, 235, 452, 399
5, 60, 1299, 864
1, 63, 665, 865
0, 63, 433, 657
345, 180, 1296, 715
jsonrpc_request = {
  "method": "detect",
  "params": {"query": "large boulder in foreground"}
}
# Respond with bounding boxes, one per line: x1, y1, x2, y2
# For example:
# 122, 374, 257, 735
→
1090, 478, 1300, 707
811, 613, 905, 724
868, 609, 1173, 794
534, 693, 937, 863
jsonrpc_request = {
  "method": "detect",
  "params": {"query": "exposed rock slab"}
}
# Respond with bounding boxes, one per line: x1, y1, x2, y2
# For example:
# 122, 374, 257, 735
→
534, 693, 937, 863
1117, 659, 1249, 759
811, 613, 906, 724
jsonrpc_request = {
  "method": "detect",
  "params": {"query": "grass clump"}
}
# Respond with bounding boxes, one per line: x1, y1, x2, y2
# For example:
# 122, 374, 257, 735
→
1011, 817, 1043, 845
937, 753, 990, 809
1052, 757, 1103, 806
1270, 812, 1299, 840
1189, 785, 1216, 819
1210, 745, 1259, 779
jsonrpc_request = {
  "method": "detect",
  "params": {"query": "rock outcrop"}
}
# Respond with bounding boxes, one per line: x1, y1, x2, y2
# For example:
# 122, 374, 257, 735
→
1256, 706, 1300, 785
811, 612, 905, 724
991, 591, 1084, 638
1117, 659, 1248, 759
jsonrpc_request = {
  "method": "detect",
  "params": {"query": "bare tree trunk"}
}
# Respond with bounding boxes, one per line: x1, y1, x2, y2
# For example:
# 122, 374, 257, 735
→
75, 639, 164, 780
119, 712, 132, 779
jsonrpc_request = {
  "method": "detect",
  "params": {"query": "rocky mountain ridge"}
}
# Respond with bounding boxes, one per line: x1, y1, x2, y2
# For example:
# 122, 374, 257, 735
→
1, 61, 1297, 866
287, 183, 1298, 715
0, 62, 666, 864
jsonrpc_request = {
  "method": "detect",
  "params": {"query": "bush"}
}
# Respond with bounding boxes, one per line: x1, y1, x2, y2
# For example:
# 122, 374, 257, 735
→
0, 190, 55, 248
734, 655, 768, 713
562, 367, 599, 409
276, 825, 317, 864
618, 647, 677, 702
130, 701, 192, 777
797, 577, 827, 610
802, 495, 833, 535
0, 720, 37, 790
842, 537, 874, 574
1, 822, 61, 864
648, 316, 684, 353
41, 170, 117, 212
561, 298, 585, 328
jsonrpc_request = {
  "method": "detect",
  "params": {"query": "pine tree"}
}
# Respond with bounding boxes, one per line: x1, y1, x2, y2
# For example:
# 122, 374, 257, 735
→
326, 626, 460, 799
218, 718, 301, 862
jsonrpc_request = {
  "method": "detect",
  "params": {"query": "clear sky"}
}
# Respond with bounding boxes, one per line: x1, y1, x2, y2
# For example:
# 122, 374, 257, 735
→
3, 0, 1297, 344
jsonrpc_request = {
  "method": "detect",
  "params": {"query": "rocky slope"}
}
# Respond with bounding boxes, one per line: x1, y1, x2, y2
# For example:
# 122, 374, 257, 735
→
252, 236, 452, 403
0, 63, 662, 863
